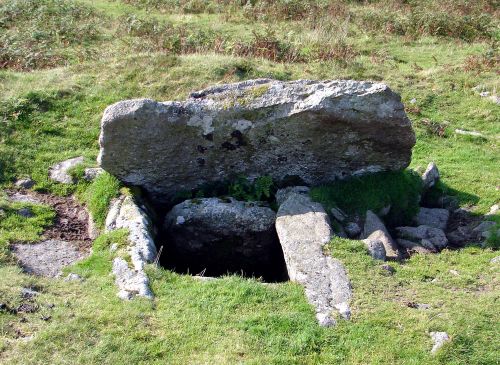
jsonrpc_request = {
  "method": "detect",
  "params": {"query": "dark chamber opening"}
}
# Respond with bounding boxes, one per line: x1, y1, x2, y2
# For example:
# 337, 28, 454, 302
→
157, 229, 289, 283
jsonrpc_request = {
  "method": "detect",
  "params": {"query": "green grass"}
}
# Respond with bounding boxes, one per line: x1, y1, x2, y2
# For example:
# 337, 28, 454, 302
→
0, 0, 499, 363
0, 194, 55, 263
310, 170, 423, 226
82, 172, 121, 228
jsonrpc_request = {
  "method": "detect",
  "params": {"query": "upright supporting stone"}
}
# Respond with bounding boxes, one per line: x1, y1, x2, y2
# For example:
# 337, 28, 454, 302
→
275, 187, 352, 326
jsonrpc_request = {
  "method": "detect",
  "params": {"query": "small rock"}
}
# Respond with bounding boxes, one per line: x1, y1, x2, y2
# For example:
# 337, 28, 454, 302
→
449, 269, 459, 276
396, 225, 448, 251
487, 204, 499, 216
21, 288, 39, 299
363, 230, 388, 261
49, 156, 84, 184
454, 129, 484, 138
415, 207, 449, 230
15, 178, 35, 189
40, 315, 51, 321
430, 331, 450, 354
330, 207, 347, 222
479, 91, 490, 97
410, 98, 417, 104
422, 162, 439, 190
417, 303, 431, 310
490, 256, 500, 264
489, 95, 500, 105
83, 167, 104, 181
87, 212, 99, 240
65, 273, 83, 282
344, 222, 361, 238
18, 207, 34, 218
381, 264, 395, 274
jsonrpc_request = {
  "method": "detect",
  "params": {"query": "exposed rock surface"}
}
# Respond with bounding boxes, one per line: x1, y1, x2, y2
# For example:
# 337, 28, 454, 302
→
364, 210, 399, 259
275, 188, 352, 326
415, 207, 449, 230
163, 197, 284, 280
106, 195, 157, 299
422, 162, 439, 190
49, 156, 84, 184
396, 225, 448, 251
12, 240, 86, 277
99, 79, 415, 203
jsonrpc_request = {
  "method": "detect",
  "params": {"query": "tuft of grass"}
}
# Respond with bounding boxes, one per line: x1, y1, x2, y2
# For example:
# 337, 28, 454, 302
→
310, 170, 423, 226
83, 172, 121, 229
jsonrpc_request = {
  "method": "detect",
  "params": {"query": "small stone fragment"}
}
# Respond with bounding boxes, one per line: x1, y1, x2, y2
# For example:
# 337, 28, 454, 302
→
83, 167, 104, 181
487, 204, 499, 216
454, 129, 484, 138
380, 264, 395, 274
363, 230, 387, 260
449, 269, 459, 276
430, 332, 450, 354
49, 156, 84, 184
422, 162, 439, 190
21, 288, 39, 299
490, 256, 500, 264
15, 178, 35, 189
65, 273, 83, 282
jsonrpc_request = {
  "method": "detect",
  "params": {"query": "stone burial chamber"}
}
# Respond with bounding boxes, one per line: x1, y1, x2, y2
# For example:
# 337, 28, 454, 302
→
98, 79, 416, 326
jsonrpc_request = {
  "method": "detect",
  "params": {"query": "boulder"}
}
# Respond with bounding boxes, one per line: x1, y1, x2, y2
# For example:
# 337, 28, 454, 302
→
415, 207, 449, 230
275, 189, 352, 326
49, 156, 84, 184
99, 79, 415, 203
164, 198, 283, 280
422, 162, 439, 190
364, 210, 400, 259
396, 225, 448, 251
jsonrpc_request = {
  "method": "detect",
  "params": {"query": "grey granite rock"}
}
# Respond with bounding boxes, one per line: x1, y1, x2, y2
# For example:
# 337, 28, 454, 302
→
49, 157, 84, 184
99, 79, 415, 203
415, 207, 449, 230
422, 162, 439, 190
163, 197, 280, 278
275, 189, 352, 326
396, 225, 448, 251
364, 210, 400, 259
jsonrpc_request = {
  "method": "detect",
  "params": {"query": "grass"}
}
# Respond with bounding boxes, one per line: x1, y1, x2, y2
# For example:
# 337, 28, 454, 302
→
0, 0, 499, 363
82, 172, 121, 229
310, 170, 423, 227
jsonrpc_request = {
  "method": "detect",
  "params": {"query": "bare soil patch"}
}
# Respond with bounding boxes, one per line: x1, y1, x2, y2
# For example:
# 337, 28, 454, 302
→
7, 190, 92, 277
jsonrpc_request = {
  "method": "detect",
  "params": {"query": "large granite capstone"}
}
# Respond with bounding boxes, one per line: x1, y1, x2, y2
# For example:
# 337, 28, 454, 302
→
99, 79, 415, 203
